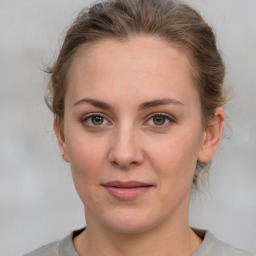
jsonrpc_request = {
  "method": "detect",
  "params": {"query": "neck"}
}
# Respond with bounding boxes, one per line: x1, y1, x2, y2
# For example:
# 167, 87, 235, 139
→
74, 210, 202, 256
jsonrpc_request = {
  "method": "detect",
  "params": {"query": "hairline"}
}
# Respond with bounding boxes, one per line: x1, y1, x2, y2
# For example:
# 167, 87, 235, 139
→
62, 33, 204, 124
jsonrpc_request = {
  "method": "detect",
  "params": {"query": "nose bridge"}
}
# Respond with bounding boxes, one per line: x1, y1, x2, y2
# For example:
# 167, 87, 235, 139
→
109, 121, 143, 168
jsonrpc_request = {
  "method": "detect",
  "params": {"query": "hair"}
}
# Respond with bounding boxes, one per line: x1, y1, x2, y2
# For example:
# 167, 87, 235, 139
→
45, 0, 228, 189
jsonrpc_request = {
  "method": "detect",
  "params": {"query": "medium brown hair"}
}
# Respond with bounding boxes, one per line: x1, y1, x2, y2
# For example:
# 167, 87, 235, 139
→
45, 0, 228, 189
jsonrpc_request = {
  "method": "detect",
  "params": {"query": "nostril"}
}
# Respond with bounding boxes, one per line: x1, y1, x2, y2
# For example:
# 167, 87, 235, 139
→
110, 159, 139, 169
108, 139, 144, 169
111, 161, 118, 166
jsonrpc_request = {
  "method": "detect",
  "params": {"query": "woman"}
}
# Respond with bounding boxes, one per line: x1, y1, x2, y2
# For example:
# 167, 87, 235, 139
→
25, 0, 253, 255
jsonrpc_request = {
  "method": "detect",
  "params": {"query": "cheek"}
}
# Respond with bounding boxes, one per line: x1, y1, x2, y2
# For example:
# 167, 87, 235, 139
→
66, 135, 109, 209
65, 129, 108, 191
148, 130, 201, 185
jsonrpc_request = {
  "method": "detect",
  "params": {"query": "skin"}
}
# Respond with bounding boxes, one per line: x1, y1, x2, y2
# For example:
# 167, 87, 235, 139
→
54, 35, 224, 256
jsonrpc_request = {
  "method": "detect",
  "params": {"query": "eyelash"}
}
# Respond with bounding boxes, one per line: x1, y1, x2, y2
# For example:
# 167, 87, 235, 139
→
81, 113, 111, 128
81, 112, 175, 129
145, 113, 175, 128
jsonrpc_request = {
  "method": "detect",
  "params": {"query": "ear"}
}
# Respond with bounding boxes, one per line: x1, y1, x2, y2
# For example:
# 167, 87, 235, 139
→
197, 107, 225, 163
53, 116, 70, 162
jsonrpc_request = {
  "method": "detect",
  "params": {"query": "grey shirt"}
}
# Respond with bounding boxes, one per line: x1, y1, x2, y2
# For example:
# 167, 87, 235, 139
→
24, 228, 254, 256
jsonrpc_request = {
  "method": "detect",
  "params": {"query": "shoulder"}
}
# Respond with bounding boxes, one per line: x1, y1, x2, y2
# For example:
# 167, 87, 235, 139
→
24, 228, 84, 256
213, 237, 253, 256
193, 229, 254, 256
24, 240, 61, 256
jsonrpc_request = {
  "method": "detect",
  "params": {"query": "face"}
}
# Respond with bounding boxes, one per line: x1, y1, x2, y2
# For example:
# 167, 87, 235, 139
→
55, 36, 223, 234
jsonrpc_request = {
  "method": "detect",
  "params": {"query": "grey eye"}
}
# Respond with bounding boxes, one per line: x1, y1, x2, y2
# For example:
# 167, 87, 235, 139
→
152, 116, 166, 125
91, 115, 104, 125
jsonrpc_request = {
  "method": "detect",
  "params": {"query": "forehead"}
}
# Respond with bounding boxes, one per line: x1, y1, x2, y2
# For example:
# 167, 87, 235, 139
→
69, 35, 193, 77
65, 35, 199, 107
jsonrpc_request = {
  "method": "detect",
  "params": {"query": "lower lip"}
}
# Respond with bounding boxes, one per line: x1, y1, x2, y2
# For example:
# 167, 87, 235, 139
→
104, 186, 152, 200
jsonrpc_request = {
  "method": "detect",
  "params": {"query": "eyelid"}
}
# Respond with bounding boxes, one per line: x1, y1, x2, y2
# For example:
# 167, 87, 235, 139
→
80, 112, 175, 129
145, 112, 176, 127
81, 112, 112, 127
147, 112, 175, 120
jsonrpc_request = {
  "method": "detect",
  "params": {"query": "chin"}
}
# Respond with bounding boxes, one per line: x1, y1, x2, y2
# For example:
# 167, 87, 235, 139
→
99, 209, 161, 235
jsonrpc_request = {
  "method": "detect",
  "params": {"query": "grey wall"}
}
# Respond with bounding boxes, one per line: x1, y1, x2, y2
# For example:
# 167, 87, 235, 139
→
0, 1, 255, 255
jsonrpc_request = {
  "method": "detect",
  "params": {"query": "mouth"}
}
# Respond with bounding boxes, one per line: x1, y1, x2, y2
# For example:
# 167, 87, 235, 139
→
102, 180, 153, 200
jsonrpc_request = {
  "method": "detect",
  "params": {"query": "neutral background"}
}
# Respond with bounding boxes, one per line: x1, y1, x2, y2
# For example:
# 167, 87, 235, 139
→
1, 0, 255, 255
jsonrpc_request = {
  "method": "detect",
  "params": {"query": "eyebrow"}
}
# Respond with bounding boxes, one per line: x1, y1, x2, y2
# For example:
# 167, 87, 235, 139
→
138, 98, 184, 111
73, 97, 184, 110
74, 98, 111, 109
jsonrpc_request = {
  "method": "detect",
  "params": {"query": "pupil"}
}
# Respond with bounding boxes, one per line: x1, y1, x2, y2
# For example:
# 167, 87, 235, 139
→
154, 116, 165, 125
92, 116, 103, 125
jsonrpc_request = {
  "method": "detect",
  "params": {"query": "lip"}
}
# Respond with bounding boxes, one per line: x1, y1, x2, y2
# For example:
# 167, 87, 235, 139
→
102, 180, 153, 200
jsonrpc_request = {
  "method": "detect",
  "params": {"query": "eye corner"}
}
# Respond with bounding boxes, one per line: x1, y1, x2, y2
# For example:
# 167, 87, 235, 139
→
81, 112, 112, 128
144, 112, 176, 129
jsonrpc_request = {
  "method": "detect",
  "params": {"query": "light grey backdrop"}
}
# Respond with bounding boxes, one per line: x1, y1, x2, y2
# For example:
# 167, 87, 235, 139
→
1, 0, 255, 255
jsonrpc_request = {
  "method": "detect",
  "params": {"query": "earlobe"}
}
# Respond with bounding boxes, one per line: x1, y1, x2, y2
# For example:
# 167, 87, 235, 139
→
53, 116, 70, 162
197, 108, 225, 163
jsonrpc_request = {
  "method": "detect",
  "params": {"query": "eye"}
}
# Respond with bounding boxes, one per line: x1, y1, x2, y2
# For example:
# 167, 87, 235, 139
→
82, 113, 110, 127
152, 115, 166, 125
146, 113, 174, 127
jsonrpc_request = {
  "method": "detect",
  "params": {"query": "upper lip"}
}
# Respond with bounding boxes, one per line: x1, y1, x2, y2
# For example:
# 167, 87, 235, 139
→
103, 180, 152, 188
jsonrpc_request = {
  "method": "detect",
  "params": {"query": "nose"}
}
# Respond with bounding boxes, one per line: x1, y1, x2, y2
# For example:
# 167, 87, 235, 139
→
108, 125, 144, 169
